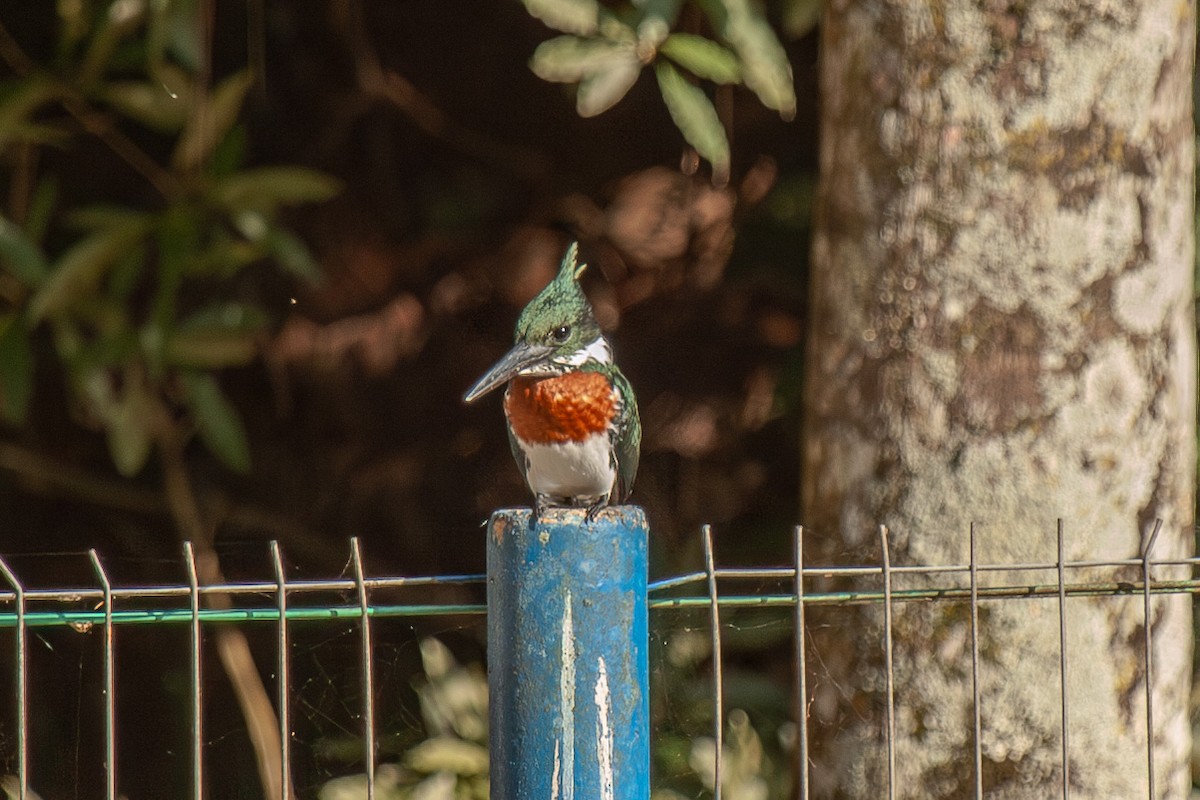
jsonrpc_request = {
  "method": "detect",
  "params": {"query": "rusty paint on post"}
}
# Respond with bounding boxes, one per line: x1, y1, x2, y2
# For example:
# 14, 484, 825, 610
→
487, 506, 649, 800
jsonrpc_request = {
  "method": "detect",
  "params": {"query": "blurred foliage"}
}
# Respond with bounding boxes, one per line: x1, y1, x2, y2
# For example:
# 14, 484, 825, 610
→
523, 0, 812, 183
318, 638, 489, 800
0, 0, 337, 475
650, 609, 795, 799
317, 625, 794, 800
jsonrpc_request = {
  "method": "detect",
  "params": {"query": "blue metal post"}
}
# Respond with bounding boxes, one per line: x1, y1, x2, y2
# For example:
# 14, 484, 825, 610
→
488, 506, 649, 800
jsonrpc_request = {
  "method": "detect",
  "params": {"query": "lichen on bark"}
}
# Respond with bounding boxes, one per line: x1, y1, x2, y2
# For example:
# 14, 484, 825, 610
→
804, 1, 1196, 797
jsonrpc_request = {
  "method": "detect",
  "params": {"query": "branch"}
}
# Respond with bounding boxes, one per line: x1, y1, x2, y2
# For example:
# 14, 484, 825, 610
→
0, 441, 163, 516
0, 439, 340, 564
334, 1, 552, 193
156, 418, 296, 800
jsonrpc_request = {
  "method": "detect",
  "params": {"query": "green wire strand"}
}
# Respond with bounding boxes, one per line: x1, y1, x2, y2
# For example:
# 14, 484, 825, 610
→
2, 578, 1198, 628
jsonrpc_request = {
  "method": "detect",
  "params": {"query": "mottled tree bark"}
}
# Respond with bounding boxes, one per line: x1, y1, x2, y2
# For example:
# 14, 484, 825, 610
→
804, 1, 1195, 798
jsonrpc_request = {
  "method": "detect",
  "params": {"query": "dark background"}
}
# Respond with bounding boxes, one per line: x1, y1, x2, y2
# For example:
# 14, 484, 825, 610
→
0, 2, 820, 797
3, 1, 819, 578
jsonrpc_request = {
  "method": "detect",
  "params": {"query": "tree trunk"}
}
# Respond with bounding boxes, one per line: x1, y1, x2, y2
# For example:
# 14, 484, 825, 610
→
803, 1, 1196, 798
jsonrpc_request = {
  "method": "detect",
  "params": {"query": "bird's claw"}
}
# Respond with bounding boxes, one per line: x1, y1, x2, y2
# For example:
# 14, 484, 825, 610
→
531, 495, 550, 529
583, 498, 607, 524
528, 495, 608, 527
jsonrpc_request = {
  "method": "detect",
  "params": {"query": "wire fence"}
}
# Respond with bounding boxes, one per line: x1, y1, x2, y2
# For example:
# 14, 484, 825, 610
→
0, 519, 1192, 799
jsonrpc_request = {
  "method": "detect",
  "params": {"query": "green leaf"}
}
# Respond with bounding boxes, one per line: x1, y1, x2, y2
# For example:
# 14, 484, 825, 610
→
24, 176, 59, 244
634, 0, 675, 49
65, 205, 153, 231
0, 314, 34, 425
707, 0, 796, 119
636, 0, 684, 30
404, 737, 489, 776
147, 3, 202, 75
103, 80, 190, 132
263, 227, 322, 283
166, 0, 203, 71
29, 219, 149, 322
209, 122, 247, 177
0, 214, 50, 286
576, 52, 642, 117
147, 205, 199, 361
0, 121, 70, 149
146, 0, 171, 71
172, 70, 254, 172
0, 76, 65, 150
230, 211, 321, 282
782, 0, 821, 39
78, 0, 148, 85
105, 370, 153, 477
165, 329, 260, 369
177, 302, 268, 335
210, 167, 342, 214
190, 234, 263, 278
106, 242, 147, 300
531, 36, 631, 83
73, 324, 138, 372
51, 317, 84, 364
181, 371, 251, 474
164, 302, 267, 368
521, 0, 601, 35
660, 34, 741, 84
655, 61, 730, 182
57, 0, 91, 53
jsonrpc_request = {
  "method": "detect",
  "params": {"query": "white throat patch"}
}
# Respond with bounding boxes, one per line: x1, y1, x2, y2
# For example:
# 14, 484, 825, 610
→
556, 336, 613, 368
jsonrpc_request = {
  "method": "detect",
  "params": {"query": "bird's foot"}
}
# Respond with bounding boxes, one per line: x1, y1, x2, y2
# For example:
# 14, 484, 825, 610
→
531, 495, 553, 528
530, 495, 609, 526
583, 496, 609, 524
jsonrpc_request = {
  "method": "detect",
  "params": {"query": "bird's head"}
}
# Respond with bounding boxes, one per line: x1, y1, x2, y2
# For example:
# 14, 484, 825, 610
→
463, 241, 605, 403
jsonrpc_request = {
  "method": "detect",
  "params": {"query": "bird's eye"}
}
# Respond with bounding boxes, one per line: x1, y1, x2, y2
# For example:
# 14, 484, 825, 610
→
551, 325, 571, 343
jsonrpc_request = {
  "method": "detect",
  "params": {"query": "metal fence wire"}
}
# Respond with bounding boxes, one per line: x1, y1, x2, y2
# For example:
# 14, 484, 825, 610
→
0, 520, 1191, 799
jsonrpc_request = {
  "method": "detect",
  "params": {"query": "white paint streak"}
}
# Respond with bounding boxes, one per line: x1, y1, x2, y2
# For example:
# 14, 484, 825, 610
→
551, 739, 561, 800
594, 657, 614, 800
559, 592, 575, 800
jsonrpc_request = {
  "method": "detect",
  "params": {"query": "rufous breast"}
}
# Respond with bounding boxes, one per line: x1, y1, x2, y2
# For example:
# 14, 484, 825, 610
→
505, 372, 616, 444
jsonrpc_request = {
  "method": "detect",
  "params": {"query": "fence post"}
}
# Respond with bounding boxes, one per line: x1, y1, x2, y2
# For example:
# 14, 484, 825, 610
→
487, 506, 649, 800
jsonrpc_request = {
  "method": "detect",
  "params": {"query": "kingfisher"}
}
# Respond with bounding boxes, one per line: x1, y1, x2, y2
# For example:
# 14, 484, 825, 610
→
463, 242, 640, 520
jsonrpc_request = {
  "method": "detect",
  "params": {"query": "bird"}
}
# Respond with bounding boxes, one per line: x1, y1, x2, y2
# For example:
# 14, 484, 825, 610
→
463, 241, 640, 521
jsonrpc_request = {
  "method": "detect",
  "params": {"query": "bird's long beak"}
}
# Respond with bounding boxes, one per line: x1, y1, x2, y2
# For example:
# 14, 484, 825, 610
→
463, 342, 555, 403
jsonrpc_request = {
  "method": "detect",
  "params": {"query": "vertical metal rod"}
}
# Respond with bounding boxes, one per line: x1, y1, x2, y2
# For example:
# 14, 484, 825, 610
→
792, 526, 810, 800
1141, 519, 1162, 800
0, 556, 28, 800
703, 524, 724, 800
1056, 519, 1070, 799
269, 541, 291, 800
968, 523, 983, 800
88, 549, 117, 800
878, 525, 896, 800
182, 543, 204, 800
350, 538, 377, 800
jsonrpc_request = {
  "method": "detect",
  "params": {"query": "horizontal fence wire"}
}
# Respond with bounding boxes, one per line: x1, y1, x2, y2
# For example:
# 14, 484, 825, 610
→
1, 569, 1199, 627
0, 521, 1186, 800
0, 573, 1195, 628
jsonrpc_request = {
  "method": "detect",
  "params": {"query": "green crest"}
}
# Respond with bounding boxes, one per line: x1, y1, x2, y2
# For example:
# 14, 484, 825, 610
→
514, 241, 600, 351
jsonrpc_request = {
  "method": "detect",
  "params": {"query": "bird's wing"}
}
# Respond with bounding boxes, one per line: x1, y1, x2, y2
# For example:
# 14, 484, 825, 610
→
609, 366, 641, 503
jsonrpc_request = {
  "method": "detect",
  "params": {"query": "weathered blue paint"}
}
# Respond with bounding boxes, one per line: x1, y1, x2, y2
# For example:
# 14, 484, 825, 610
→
488, 506, 649, 800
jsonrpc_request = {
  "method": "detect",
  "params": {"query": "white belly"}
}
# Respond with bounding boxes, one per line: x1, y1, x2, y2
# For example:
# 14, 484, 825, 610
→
518, 432, 615, 500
